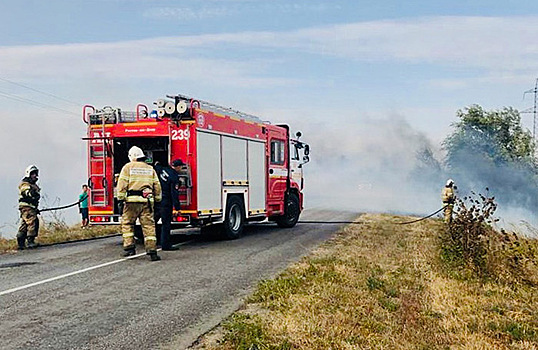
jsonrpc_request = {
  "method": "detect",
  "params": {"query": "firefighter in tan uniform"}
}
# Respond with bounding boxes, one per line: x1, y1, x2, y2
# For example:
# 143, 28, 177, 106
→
17, 165, 41, 250
117, 146, 162, 261
441, 179, 456, 224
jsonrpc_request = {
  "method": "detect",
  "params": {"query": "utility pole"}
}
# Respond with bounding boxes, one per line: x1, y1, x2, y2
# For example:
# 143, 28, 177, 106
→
523, 78, 538, 141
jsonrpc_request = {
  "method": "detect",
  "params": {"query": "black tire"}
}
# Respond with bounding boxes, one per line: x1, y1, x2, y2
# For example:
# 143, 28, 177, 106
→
276, 193, 300, 228
222, 196, 245, 239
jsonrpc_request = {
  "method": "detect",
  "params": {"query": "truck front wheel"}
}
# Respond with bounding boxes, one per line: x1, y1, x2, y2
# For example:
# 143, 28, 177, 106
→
222, 196, 245, 239
276, 193, 300, 228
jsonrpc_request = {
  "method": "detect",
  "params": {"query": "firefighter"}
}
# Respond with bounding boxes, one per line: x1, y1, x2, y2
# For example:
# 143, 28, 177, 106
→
117, 146, 162, 261
17, 165, 41, 250
442, 179, 456, 224
154, 159, 182, 251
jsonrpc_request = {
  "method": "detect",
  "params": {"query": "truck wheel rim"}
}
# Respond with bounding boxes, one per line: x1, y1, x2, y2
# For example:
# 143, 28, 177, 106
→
229, 204, 241, 231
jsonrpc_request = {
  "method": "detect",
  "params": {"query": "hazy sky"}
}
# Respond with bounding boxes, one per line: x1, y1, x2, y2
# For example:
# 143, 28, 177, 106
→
2, 0, 538, 236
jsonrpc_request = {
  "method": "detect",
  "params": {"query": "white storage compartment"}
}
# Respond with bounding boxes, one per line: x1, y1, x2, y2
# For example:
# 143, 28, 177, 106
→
196, 131, 222, 211
222, 136, 247, 182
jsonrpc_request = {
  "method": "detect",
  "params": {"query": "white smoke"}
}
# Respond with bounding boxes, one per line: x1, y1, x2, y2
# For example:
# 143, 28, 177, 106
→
299, 114, 444, 216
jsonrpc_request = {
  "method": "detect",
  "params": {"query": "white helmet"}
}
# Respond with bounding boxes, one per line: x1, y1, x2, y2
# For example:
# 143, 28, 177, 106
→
128, 146, 145, 162
25, 165, 39, 177
446, 179, 455, 187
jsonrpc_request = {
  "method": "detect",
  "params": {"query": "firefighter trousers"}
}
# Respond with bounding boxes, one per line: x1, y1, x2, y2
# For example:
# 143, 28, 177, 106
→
121, 202, 157, 253
17, 207, 39, 239
155, 204, 173, 249
443, 203, 454, 224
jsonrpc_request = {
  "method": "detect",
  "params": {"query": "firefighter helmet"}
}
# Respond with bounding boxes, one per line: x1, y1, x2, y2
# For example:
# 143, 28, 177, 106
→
128, 146, 145, 161
25, 165, 39, 177
446, 179, 455, 187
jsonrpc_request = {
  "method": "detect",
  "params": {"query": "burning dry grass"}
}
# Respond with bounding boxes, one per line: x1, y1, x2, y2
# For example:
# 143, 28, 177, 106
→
191, 214, 538, 350
0, 223, 118, 253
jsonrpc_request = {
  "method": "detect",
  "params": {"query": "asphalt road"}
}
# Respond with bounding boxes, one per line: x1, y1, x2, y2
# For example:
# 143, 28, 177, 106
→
0, 209, 358, 350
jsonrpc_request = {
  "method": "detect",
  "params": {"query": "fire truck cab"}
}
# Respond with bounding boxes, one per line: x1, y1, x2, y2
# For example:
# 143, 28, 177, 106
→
83, 94, 310, 239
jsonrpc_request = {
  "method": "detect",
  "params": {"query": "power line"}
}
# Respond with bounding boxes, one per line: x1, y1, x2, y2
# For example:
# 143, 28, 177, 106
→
0, 76, 82, 107
0, 90, 79, 117
522, 78, 538, 139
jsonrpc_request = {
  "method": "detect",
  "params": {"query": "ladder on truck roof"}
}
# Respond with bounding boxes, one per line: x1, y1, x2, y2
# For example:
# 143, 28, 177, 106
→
166, 94, 267, 124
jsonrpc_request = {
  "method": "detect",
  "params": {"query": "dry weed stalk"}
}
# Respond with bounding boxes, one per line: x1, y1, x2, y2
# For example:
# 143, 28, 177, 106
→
443, 190, 538, 285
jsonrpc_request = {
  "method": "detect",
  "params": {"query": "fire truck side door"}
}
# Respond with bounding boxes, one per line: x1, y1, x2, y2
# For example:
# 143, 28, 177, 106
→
267, 130, 287, 210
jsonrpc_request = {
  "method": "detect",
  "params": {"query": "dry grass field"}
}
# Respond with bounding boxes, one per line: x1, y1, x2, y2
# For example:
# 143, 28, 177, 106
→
0, 222, 118, 253
191, 213, 538, 350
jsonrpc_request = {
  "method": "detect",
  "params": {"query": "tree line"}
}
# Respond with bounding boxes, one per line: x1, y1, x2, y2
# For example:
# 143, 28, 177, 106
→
415, 105, 538, 212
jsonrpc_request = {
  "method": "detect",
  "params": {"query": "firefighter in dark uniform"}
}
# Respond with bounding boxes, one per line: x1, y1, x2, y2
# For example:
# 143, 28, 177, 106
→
17, 165, 41, 250
154, 159, 183, 250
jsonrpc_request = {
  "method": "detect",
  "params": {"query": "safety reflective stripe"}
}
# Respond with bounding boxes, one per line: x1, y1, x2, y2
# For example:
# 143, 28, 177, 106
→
124, 196, 152, 203
145, 236, 157, 241
122, 233, 134, 238
18, 202, 37, 208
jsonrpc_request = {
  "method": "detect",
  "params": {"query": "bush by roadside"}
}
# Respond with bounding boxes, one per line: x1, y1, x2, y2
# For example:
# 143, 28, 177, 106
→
441, 191, 538, 286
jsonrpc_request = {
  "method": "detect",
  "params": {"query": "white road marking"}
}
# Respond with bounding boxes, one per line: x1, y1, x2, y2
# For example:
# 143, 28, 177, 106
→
0, 242, 191, 297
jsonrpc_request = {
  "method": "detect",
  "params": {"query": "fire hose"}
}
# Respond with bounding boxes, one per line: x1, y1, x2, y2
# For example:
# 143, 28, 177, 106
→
395, 205, 448, 225
297, 205, 448, 226
39, 194, 89, 213
38, 195, 447, 224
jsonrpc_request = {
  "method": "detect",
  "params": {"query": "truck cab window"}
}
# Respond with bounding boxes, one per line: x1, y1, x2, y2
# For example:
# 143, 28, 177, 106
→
291, 142, 300, 160
270, 140, 285, 165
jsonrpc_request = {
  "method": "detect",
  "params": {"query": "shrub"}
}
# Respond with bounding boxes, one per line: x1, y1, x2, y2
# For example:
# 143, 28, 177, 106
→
441, 190, 538, 285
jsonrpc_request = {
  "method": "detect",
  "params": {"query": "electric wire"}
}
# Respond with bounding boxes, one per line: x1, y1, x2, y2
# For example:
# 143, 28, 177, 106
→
0, 90, 79, 116
0, 76, 82, 107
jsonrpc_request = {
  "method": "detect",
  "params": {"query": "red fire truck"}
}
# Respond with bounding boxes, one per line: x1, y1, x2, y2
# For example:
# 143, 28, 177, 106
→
83, 94, 310, 239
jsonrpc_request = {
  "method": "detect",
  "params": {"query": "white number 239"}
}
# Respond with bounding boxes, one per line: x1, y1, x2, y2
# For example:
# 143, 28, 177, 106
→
171, 129, 190, 140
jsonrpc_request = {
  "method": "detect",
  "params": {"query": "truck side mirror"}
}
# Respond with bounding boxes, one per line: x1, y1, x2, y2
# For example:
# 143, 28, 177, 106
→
304, 144, 310, 156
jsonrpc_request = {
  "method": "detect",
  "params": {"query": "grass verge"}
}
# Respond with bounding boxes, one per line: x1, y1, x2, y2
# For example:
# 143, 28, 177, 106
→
0, 224, 118, 254
191, 213, 538, 349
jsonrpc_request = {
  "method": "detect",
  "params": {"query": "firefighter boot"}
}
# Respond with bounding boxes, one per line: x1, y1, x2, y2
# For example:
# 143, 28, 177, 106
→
148, 251, 161, 261
123, 248, 136, 257
27, 236, 39, 249
17, 236, 26, 250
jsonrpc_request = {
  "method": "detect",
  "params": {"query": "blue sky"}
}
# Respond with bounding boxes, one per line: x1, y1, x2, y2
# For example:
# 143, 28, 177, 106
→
2, 0, 538, 235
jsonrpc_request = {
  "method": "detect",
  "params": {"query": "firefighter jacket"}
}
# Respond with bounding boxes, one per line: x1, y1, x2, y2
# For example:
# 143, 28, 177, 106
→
117, 161, 162, 203
18, 177, 41, 209
441, 186, 455, 204
154, 163, 181, 210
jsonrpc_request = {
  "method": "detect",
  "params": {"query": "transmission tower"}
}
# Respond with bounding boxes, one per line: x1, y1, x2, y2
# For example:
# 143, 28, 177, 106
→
523, 78, 538, 141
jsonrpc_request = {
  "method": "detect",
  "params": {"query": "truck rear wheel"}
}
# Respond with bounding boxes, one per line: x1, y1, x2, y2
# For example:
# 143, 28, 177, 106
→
276, 193, 300, 228
222, 196, 245, 239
